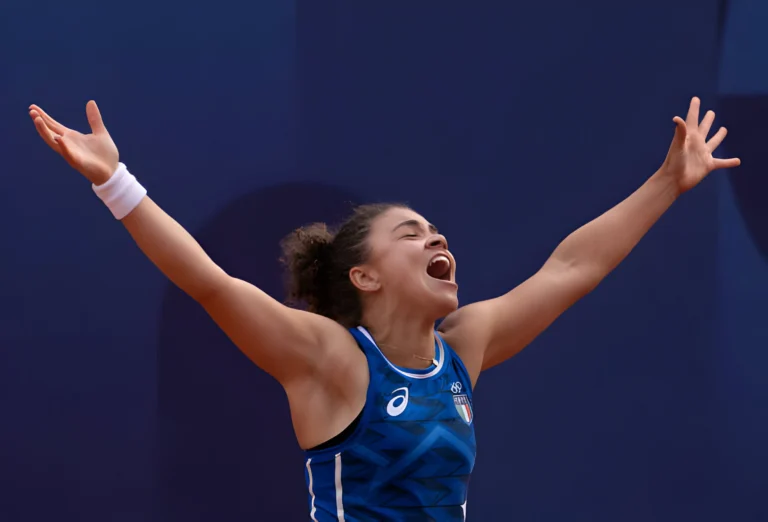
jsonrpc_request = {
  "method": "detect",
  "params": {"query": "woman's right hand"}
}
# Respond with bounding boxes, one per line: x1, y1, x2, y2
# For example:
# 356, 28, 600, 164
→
29, 100, 119, 186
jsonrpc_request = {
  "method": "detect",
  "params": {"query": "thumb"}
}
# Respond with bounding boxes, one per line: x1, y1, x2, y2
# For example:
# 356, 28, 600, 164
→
671, 116, 687, 150
86, 100, 108, 135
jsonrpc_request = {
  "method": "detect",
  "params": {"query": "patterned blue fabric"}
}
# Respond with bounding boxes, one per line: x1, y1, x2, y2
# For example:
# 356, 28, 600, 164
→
303, 326, 477, 521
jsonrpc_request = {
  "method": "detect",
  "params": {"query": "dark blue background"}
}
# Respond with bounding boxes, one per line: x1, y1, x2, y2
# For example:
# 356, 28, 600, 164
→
1, 1, 765, 520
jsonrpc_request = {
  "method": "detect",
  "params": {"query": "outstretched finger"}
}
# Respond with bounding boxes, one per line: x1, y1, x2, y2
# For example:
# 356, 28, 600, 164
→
686, 97, 701, 128
712, 157, 741, 170
707, 127, 728, 152
671, 116, 687, 149
29, 104, 70, 135
699, 110, 715, 138
86, 100, 108, 135
32, 115, 62, 153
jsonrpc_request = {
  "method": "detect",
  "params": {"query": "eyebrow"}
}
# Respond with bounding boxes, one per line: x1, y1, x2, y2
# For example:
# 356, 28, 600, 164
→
392, 219, 438, 234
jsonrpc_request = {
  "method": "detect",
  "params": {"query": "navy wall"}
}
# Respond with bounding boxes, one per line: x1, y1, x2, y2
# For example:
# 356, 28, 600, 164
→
1, 1, 764, 520
716, 0, 768, 518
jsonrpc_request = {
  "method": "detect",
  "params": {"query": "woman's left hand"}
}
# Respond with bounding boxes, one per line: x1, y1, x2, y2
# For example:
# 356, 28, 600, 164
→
661, 96, 741, 194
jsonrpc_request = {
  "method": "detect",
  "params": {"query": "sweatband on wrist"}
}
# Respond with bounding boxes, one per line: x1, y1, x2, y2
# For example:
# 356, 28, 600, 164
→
92, 163, 147, 220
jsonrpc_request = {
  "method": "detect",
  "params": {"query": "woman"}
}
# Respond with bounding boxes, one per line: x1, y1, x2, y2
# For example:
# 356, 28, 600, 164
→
28, 97, 738, 521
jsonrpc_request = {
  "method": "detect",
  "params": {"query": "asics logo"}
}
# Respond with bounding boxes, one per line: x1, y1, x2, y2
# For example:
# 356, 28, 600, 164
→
386, 387, 409, 417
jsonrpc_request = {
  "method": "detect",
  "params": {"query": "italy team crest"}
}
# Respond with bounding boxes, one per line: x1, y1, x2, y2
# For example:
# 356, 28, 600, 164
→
453, 394, 473, 424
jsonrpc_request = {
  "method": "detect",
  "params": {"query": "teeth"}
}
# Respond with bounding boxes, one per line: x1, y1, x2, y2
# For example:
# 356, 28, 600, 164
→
429, 255, 450, 266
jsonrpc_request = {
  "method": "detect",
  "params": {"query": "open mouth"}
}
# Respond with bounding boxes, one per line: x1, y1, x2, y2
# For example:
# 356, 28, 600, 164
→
426, 254, 452, 281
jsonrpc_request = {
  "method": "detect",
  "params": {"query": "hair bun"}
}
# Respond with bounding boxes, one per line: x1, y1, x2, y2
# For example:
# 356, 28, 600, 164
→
280, 223, 334, 312
280, 203, 406, 326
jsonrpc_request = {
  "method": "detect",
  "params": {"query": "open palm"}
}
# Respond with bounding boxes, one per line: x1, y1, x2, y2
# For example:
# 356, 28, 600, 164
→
663, 97, 741, 194
29, 101, 119, 186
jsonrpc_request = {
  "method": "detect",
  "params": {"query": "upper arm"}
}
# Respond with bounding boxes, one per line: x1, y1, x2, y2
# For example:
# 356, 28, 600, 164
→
199, 277, 359, 385
440, 260, 597, 381
120, 198, 360, 391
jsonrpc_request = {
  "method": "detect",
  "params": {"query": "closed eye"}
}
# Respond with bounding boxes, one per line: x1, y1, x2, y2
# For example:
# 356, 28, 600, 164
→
392, 219, 438, 236
400, 234, 419, 239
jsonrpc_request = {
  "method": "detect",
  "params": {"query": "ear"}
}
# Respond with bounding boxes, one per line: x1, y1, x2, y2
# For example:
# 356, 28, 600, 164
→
349, 265, 381, 293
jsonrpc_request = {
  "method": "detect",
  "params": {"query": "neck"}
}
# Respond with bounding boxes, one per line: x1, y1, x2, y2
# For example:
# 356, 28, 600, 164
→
361, 300, 437, 369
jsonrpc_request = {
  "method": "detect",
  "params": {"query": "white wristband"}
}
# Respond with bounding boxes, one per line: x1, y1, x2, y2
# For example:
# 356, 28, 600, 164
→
92, 163, 147, 220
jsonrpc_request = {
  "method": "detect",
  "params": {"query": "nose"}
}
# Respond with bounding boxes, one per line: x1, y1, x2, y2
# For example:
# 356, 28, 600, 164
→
427, 234, 448, 250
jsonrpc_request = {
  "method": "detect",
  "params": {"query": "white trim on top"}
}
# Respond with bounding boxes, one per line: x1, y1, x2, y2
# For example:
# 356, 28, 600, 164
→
356, 326, 445, 379
305, 458, 318, 522
334, 453, 345, 521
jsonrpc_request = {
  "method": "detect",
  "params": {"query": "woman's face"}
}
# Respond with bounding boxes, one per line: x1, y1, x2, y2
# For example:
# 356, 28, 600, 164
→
353, 207, 458, 319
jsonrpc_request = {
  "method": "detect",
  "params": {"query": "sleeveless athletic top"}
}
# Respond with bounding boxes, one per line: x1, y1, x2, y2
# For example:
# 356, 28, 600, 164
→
303, 326, 477, 521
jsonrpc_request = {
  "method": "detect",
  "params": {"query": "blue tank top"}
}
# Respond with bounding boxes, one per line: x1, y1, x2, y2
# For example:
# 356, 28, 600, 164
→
303, 326, 477, 521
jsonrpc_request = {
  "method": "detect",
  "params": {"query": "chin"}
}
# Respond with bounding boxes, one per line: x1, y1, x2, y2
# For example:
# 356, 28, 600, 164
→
423, 288, 459, 320
437, 298, 459, 319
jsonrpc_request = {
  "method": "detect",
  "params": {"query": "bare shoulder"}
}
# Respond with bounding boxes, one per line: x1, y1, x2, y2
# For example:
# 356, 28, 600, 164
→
283, 311, 370, 449
303, 311, 367, 376
438, 301, 497, 386
266, 305, 367, 390
202, 277, 365, 384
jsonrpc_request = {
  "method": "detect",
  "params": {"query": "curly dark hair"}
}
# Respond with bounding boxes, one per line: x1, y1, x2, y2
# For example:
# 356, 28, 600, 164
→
280, 203, 407, 327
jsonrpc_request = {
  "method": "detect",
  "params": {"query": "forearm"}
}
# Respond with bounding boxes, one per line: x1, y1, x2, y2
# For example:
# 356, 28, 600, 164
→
547, 168, 680, 284
121, 197, 228, 301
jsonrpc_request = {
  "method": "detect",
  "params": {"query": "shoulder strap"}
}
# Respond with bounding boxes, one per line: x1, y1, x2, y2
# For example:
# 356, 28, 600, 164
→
435, 331, 474, 394
348, 326, 374, 355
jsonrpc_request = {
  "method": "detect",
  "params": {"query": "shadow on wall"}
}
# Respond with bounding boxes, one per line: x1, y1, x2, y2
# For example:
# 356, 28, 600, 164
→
721, 95, 768, 261
154, 181, 361, 521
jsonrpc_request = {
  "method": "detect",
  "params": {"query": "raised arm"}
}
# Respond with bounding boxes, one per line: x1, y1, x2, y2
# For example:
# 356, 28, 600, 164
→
441, 97, 741, 384
119, 198, 351, 383
28, 101, 356, 386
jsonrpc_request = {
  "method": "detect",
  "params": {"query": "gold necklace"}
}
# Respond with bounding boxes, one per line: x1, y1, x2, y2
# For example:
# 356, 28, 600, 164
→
378, 342, 438, 367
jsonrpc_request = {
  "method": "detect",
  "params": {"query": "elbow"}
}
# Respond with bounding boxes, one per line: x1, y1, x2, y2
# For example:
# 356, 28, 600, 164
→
541, 256, 603, 299
187, 270, 232, 306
